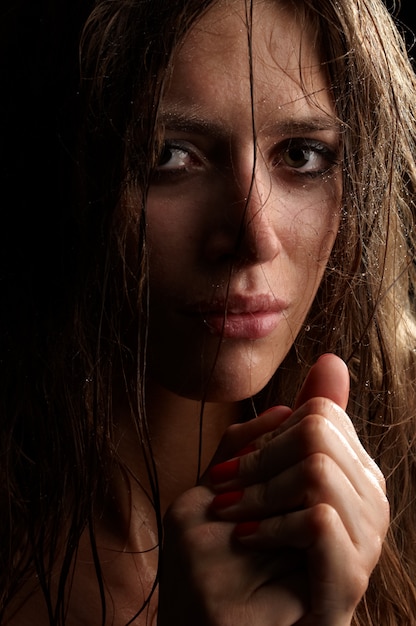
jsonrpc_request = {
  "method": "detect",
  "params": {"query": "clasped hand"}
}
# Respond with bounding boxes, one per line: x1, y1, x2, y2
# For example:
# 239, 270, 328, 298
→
158, 354, 389, 625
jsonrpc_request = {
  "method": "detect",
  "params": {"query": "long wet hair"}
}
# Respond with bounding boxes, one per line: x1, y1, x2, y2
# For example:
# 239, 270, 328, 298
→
1, 0, 416, 623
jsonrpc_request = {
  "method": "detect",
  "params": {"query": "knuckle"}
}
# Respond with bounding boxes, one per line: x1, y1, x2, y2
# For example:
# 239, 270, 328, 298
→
254, 446, 270, 478
163, 501, 191, 535
297, 413, 330, 454
236, 458, 255, 488
258, 427, 282, 447
185, 522, 223, 554
255, 480, 273, 509
165, 490, 194, 520
164, 487, 209, 531
240, 443, 264, 480
165, 503, 223, 554
302, 452, 332, 498
163, 488, 231, 556
301, 397, 333, 420
305, 502, 339, 537
266, 515, 284, 539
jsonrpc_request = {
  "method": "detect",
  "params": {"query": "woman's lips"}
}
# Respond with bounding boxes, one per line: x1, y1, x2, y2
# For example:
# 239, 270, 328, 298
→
184, 295, 287, 340
203, 310, 284, 339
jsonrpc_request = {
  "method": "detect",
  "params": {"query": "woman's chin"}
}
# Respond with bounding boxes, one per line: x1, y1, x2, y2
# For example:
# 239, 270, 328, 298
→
158, 368, 274, 404
147, 339, 285, 404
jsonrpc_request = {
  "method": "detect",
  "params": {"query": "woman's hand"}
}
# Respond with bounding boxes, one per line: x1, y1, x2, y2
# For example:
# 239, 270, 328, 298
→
158, 354, 389, 625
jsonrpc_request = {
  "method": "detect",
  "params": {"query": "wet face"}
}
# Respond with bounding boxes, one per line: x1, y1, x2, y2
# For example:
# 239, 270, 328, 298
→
143, 0, 341, 401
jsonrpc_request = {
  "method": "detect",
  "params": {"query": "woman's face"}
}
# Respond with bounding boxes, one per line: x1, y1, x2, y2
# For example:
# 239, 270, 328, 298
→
143, 0, 341, 402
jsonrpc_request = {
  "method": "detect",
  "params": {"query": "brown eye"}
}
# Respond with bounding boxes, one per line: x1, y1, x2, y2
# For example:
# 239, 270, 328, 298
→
152, 140, 206, 181
283, 146, 309, 168
156, 145, 191, 170
274, 139, 338, 177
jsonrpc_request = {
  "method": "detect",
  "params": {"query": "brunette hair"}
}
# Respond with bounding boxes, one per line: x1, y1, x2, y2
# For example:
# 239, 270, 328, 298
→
1, 0, 416, 624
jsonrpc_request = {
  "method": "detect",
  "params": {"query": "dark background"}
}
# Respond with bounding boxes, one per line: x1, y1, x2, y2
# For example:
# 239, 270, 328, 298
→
385, 0, 414, 29
385, 1, 415, 60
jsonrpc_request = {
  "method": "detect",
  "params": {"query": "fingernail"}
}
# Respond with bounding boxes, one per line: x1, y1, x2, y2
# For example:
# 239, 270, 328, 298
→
209, 458, 240, 485
233, 521, 260, 538
211, 490, 244, 511
263, 405, 293, 417
259, 406, 279, 416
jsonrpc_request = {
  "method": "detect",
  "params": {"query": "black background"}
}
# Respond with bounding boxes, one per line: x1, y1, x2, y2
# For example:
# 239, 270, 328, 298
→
385, 1, 416, 59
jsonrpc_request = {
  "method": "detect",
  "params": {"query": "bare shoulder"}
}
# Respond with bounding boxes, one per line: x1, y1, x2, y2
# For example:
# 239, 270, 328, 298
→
4, 548, 158, 626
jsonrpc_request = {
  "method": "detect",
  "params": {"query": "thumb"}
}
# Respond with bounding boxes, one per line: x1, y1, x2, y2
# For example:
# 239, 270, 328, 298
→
294, 353, 350, 411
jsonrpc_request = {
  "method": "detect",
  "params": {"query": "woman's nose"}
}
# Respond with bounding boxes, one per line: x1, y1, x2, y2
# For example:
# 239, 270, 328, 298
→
204, 157, 281, 266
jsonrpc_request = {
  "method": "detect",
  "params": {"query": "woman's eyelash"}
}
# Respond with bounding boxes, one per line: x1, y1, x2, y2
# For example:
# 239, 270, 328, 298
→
273, 138, 339, 177
154, 141, 203, 174
151, 137, 339, 182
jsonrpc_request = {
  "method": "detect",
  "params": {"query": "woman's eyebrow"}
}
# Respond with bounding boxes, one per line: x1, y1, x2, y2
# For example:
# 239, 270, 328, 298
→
158, 110, 230, 139
260, 117, 342, 137
158, 109, 341, 139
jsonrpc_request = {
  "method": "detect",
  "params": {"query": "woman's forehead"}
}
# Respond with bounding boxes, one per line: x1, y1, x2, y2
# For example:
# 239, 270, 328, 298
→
161, 0, 334, 133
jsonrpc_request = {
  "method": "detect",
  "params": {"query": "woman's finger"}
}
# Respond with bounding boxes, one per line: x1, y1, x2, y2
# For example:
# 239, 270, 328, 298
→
209, 404, 386, 498
294, 353, 350, 411
211, 453, 388, 546
233, 504, 381, 625
201, 405, 293, 485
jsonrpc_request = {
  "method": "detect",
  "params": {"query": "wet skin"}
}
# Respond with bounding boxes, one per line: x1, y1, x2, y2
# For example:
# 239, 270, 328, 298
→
144, 0, 342, 402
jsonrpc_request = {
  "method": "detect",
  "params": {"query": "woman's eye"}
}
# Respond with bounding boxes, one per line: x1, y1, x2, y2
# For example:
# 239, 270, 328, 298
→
154, 141, 203, 175
157, 145, 189, 170
276, 140, 338, 176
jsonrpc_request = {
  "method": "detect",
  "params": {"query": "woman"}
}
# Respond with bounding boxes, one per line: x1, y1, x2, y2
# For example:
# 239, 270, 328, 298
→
1, 0, 415, 623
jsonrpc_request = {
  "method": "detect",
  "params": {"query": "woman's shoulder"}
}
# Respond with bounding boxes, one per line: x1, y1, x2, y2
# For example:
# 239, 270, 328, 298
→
3, 526, 159, 626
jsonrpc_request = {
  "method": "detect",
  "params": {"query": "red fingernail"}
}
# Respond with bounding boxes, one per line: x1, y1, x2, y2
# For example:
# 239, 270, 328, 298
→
236, 443, 256, 457
211, 490, 244, 511
259, 406, 279, 416
234, 521, 260, 538
209, 458, 240, 485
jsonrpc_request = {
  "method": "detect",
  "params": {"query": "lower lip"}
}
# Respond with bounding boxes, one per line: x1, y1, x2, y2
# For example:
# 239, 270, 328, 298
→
202, 311, 283, 340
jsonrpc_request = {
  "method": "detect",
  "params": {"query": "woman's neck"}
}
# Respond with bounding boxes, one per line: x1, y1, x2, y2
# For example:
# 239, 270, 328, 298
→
6, 383, 243, 626
113, 379, 241, 517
